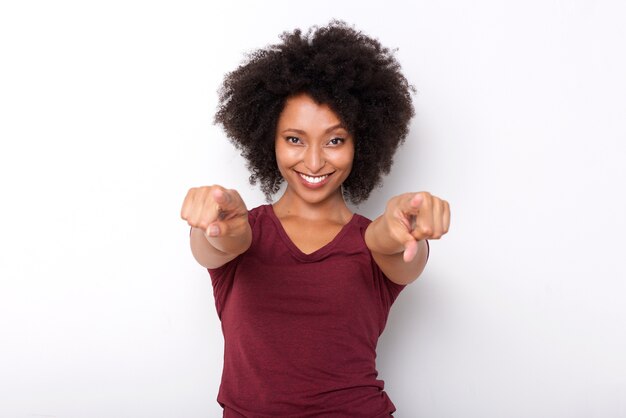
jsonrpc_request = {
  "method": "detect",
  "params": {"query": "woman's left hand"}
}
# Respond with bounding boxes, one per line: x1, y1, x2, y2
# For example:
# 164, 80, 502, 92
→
380, 192, 451, 262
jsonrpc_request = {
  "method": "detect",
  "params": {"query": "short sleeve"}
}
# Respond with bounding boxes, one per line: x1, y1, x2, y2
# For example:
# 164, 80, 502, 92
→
352, 214, 407, 320
206, 206, 260, 274
374, 239, 429, 313
371, 256, 406, 314
206, 206, 262, 318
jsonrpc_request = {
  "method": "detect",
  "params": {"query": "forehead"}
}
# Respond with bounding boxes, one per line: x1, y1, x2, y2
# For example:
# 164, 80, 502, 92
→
278, 93, 345, 129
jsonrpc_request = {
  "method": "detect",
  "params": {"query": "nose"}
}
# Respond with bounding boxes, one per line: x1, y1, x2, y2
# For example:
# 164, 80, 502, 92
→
304, 145, 325, 173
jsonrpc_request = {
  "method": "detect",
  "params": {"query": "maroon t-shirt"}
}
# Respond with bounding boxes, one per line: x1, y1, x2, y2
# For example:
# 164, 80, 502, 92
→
208, 205, 407, 417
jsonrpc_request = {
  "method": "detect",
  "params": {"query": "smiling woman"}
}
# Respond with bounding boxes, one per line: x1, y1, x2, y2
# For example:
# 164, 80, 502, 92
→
274, 93, 355, 208
180, 19, 450, 417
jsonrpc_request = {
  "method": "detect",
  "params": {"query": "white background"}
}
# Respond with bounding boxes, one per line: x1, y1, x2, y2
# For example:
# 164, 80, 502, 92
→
1, 0, 625, 417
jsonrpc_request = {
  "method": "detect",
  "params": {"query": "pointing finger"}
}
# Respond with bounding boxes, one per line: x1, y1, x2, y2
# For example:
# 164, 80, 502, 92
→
212, 187, 228, 205
403, 239, 419, 263
409, 193, 424, 209
213, 188, 241, 214
402, 193, 424, 213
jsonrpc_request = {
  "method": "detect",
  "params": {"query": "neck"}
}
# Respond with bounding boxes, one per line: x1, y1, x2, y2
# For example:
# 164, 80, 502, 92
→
272, 187, 352, 224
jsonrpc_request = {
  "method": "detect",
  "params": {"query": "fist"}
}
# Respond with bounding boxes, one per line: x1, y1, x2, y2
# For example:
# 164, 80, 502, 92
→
384, 192, 450, 262
180, 185, 249, 239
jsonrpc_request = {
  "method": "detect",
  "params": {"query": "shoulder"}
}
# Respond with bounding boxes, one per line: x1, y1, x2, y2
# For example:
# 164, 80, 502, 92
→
350, 213, 373, 236
247, 204, 270, 226
248, 204, 267, 216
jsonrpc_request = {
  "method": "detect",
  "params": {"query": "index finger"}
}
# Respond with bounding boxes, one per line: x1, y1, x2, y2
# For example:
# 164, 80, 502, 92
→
212, 188, 242, 213
398, 192, 424, 215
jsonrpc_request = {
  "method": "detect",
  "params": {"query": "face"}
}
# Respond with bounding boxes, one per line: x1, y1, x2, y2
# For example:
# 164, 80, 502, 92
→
275, 93, 355, 205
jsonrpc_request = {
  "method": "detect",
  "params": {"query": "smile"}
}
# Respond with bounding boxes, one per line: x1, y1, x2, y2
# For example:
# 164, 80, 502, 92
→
295, 171, 334, 187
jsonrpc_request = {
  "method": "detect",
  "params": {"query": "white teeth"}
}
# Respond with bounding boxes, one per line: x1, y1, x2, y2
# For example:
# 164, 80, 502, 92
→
299, 173, 329, 184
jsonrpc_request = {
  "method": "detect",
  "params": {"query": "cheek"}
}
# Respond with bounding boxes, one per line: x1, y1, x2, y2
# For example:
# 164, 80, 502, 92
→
275, 141, 300, 169
331, 148, 355, 170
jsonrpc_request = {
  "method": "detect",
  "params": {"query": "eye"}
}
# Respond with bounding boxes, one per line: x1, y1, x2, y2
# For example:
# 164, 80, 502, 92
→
328, 137, 345, 146
286, 136, 301, 144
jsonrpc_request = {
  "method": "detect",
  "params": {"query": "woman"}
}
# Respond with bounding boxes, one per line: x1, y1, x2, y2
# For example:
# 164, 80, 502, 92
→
181, 20, 450, 417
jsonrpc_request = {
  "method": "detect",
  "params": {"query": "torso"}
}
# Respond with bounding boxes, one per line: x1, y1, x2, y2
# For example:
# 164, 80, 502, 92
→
208, 204, 404, 416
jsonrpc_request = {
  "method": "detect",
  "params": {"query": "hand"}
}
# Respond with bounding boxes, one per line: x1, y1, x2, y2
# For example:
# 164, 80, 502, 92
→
382, 192, 450, 262
180, 185, 249, 240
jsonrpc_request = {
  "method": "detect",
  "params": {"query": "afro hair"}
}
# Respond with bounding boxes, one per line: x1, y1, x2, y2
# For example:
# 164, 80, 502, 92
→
214, 19, 416, 204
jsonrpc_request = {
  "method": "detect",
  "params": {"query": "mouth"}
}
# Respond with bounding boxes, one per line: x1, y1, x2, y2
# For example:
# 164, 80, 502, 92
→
295, 171, 334, 187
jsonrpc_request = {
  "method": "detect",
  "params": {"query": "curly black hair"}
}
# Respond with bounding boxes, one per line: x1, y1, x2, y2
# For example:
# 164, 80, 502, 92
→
214, 19, 416, 204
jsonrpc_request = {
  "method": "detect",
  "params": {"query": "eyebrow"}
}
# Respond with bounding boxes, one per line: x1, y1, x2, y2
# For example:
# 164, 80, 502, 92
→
281, 123, 347, 135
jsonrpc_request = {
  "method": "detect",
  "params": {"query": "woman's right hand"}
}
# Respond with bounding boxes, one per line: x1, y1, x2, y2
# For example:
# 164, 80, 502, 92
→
180, 185, 250, 245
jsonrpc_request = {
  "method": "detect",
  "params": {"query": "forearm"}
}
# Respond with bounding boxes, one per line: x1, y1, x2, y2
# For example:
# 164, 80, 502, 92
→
190, 226, 252, 269
365, 216, 404, 255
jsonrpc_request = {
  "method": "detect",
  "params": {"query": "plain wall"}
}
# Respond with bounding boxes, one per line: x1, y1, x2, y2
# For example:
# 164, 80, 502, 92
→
1, 0, 625, 417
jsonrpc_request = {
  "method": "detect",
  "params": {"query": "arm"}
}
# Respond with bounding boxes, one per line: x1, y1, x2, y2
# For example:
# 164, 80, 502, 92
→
181, 186, 252, 269
364, 192, 450, 285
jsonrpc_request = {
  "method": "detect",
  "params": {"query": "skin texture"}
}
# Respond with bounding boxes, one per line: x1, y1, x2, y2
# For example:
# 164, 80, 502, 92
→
181, 93, 451, 284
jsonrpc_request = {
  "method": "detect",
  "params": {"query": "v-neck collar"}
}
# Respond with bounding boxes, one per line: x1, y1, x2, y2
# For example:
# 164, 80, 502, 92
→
265, 204, 357, 262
